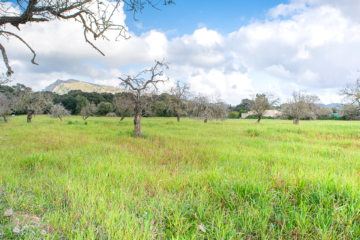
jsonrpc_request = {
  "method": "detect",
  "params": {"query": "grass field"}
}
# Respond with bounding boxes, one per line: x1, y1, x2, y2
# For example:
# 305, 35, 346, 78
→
1, 116, 360, 239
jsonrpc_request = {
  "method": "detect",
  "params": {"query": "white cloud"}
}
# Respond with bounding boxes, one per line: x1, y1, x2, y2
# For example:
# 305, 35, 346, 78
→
2, 0, 360, 104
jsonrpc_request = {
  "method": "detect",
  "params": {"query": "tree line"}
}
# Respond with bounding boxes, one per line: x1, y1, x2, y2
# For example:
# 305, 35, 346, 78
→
1, 66, 360, 137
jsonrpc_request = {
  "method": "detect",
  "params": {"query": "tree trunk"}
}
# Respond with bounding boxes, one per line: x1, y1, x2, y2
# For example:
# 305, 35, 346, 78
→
3, 115, 7, 123
58, 116, 63, 122
133, 113, 142, 138
256, 114, 262, 123
204, 118, 208, 123
177, 113, 180, 122
293, 118, 299, 125
27, 112, 33, 123
120, 114, 125, 121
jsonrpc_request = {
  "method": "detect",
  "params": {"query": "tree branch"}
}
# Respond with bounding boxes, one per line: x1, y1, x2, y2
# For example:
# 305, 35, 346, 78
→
0, 43, 14, 76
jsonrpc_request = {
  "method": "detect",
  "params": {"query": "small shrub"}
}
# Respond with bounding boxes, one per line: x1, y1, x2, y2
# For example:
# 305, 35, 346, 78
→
106, 112, 117, 117
228, 111, 239, 119
246, 128, 260, 137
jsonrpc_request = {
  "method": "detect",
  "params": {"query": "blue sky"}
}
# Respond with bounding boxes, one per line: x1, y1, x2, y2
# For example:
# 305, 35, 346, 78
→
126, 0, 288, 37
2, 0, 360, 104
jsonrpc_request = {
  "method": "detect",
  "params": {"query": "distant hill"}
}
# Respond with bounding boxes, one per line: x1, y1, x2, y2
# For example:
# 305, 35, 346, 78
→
323, 103, 341, 108
43, 79, 125, 95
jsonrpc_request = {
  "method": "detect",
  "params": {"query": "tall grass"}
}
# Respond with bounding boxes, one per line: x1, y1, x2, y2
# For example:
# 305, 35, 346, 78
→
1, 116, 360, 239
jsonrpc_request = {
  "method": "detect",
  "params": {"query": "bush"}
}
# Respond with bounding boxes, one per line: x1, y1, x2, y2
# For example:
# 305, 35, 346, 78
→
98, 102, 113, 116
106, 112, 117, 117
245, 114, 274, 119
238, 110, 246, 118
318, 115, 346, 120
228, 111, 239, 119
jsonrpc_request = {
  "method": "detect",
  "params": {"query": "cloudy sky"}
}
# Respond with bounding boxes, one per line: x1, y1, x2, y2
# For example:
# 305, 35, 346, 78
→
1, 0, 360, 104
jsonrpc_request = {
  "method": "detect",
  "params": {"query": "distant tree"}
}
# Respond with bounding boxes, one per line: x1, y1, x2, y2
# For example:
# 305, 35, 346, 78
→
190, 94, 229, 123
106, 112, 117, 117
340, 79, 360, 120
0, 92, 15, 122
75, 95, 90, 114
119, 60, 169, 137
80, 102, 97, 120
250, 93, 279, 123
282, 91, 321, 125
50, 103, 71, 121
13, 84, 52, 123
113, 95, 134, 121
0, 0, 174, 76
97, 102, 113, 115
167, 81, 191, 122
233, 99, 253, 112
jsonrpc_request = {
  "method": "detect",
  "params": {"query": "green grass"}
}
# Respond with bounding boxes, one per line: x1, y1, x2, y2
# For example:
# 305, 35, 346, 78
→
1, 116, 360, 239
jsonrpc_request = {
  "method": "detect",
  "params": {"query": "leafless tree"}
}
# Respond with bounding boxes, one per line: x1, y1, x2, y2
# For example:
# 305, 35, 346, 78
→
340, 79, 360, 120
13, 84, 52, 122
106, 112, 117, 117
167, 81, 191, 122
0, 0, 174, 76
0, 92, 14, 122
250, 93, 279, 123
282, 91, 321, 125
50, 103, 71, 121
190, 94, 228, 123
119, 60, 169, 137
113, 94, 134, 121
80, 102, 97, 120
340, 79, 360, 106
0, 74, 12, 86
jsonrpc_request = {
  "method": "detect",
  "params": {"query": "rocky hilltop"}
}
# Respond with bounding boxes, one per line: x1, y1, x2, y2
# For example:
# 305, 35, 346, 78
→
43, 79, 124, 95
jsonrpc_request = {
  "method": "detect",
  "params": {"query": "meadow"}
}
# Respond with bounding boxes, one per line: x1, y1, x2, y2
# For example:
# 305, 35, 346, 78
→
1, 116, 360, 239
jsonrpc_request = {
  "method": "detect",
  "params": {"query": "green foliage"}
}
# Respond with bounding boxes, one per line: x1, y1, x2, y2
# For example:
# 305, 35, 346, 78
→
319, 115, 347, 120
239, 110, 246, 118
97, 102, 113, 116
245, 128, 260, 137
228, 111, 238, 118
75, 95, 90, 115
245, 114, 274, 119
67, 120, 87, 125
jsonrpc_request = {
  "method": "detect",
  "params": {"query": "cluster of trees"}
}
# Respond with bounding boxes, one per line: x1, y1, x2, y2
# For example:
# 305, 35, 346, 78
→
2, 75, 360, 136
0, 61, 229, 137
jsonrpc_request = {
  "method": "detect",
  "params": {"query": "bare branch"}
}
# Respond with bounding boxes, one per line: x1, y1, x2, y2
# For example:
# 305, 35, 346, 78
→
0, 43, 14, 76
1, 31, 38, 65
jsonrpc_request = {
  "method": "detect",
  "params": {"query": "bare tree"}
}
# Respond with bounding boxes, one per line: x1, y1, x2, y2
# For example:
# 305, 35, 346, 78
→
0, 0, 174, 76
282, 91, 321, 125
190, 94, 228, 123
167, 81, 191, 122
0, 92, 14, 122
50, 103, 71, 121
80, 102, 97, 120
113, 94, 134, 121
106, 112, 117, 117
119, 60, 169, 137
340, 79, 360, 120
250, 93, 279, 123
13, 84, 52, 123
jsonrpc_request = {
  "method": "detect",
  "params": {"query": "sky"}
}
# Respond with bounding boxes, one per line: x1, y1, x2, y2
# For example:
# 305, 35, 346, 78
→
1, 0, 360, 105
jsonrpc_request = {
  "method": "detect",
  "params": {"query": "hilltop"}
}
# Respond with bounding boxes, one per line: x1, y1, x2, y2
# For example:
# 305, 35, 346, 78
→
43, 79, 124, 95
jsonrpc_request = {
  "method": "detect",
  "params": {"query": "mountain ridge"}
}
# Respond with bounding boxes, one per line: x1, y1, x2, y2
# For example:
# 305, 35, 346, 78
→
43, 79, 124, 95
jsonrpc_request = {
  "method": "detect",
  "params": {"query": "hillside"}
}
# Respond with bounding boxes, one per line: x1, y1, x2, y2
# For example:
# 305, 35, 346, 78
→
44, 79, 125, 95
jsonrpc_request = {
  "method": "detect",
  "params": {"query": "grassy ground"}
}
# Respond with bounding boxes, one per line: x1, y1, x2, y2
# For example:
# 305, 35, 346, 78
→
1, 116, 360, 239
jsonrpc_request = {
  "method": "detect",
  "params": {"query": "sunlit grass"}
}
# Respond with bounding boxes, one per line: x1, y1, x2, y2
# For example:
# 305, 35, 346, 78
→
1, 115, 360, 239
